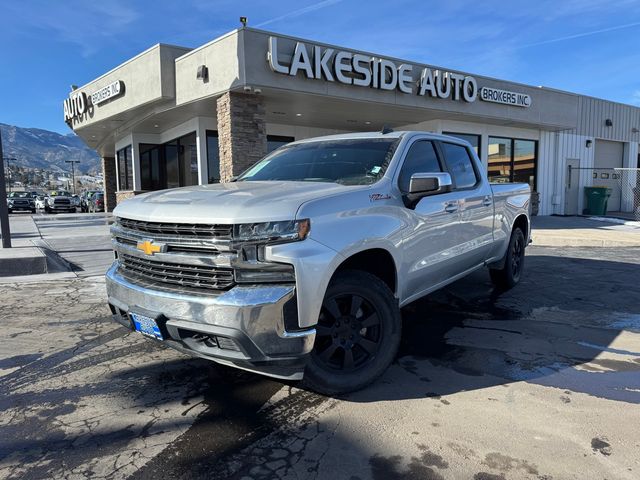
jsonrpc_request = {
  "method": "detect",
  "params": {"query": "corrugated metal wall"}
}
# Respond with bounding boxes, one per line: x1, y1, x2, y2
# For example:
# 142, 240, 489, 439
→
576, 96, 640, 142
537, 98, 640, 215
538, 131, 596, 215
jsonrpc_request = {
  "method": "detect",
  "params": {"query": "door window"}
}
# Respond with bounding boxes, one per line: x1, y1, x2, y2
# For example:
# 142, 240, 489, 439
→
398, 141, 441, 193
441, 142, 478, 189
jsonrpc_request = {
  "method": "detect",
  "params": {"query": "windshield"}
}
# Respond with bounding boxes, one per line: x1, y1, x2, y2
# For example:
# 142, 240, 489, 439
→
237, 138, 400, 185
9, 192, 29, 198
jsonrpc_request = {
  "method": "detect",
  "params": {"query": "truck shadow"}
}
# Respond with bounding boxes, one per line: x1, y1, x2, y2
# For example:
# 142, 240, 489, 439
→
346, 251, 640, 404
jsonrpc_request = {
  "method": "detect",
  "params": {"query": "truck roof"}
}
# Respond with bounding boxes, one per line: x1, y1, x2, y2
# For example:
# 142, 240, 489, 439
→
289, 130, 469, 146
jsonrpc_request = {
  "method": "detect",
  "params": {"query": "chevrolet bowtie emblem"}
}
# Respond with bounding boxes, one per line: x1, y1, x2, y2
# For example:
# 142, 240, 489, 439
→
137, 240, 162, 255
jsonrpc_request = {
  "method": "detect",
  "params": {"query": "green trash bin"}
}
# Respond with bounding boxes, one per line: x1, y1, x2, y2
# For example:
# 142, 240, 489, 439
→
584, 187, 612, 215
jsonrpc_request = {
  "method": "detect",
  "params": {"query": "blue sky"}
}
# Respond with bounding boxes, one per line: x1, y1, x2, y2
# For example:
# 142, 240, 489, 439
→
1, 0, 640, 134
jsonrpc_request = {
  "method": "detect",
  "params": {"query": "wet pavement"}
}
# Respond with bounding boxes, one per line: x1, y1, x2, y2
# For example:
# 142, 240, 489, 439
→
1, 245, 639, 479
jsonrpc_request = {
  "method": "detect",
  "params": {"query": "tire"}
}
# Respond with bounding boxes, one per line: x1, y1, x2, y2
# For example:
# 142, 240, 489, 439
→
7, 209, 12, 214
31, 209, 36, 214
490, 227, 526, 289
302, 269, 401, 395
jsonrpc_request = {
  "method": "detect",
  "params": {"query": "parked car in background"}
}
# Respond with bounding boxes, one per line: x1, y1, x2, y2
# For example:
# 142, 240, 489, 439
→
7, 191, 36, 214
45, 190, 76, 214
80, 190, 101, 213
107, 131, 531, 394
34, 196, 46, 210
88, 192, 105, 213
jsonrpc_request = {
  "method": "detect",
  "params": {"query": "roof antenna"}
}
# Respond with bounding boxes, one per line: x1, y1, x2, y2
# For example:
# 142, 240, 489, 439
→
381, 125, 393, 134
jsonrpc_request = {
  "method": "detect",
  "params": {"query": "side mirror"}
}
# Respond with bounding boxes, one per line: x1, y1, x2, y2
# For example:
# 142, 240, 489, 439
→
406, 172, 452, 208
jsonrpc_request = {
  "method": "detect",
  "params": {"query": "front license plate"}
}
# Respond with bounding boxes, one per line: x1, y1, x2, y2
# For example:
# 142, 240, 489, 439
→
130, 312, 163, 340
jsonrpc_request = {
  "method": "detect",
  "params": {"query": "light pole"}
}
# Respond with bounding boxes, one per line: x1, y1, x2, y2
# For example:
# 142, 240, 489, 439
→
0, 130, 12, 248
4, 157, 16, 193
65, 160, 80, 194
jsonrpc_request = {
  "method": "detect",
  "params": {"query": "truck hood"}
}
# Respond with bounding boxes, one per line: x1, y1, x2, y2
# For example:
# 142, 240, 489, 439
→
113, 181, 363, 223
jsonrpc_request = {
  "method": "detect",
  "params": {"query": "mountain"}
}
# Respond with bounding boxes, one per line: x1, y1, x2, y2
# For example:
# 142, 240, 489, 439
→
0, 123, 100, 174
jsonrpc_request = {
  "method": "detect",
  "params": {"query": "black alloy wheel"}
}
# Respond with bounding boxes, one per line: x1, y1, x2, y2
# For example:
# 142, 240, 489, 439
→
510, 231, 525, 282
302, 270, 401, 395
490, 227, 526, 289
313, 293, 382, 373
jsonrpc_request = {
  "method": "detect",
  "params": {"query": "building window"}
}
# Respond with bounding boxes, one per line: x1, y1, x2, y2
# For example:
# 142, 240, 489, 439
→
117, 145, 133, 191
139, 144, 163, 191
206, 131, 220, 183
137, 131, 199, 192
443, 132, 481, 154
488, 137, 512, 184
488, 137, 537, 188
513, 139, 537, 186
267, 135, 294, 153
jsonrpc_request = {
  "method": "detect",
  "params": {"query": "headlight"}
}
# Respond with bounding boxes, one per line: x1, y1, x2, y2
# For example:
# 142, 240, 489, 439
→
233, 219, 310, 243
234, 263, 295, 283
47, 198, 54, 205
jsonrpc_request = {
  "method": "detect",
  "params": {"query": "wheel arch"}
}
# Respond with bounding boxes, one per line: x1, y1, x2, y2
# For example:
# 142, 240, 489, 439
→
331, 247, 398, 296
512, 214, 530, 243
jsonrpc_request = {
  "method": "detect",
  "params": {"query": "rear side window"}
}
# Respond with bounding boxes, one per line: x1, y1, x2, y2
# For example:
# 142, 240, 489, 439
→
398, 141, 441, 193
441, 142, 478, 189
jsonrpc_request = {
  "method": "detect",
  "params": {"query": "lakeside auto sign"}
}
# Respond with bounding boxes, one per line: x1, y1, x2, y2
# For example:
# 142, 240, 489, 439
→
267, 37, 531, 108
63, 80, 124, 123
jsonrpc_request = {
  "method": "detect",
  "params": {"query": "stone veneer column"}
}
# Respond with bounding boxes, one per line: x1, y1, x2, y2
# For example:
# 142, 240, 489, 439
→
216, 92, 267, 182
101, 156, 117, 212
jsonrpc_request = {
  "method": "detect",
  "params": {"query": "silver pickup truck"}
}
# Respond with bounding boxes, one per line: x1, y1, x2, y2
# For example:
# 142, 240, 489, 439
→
106, 131, 530, 394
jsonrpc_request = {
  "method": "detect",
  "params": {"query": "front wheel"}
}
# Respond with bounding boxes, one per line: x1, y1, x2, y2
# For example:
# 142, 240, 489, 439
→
490, 227, 526, 289
302, 270, 401, 395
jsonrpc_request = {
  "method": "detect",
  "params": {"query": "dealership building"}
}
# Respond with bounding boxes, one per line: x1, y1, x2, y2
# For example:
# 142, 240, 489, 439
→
64, 27, 640, 216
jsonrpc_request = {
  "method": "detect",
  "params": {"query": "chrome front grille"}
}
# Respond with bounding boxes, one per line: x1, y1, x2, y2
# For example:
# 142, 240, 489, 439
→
54, 198, 71, 205
119, 253, 235, 291
119, 218, 232, 239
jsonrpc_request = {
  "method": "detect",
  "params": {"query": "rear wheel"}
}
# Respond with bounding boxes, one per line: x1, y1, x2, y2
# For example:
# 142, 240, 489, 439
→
302, 270, 401, 395
490, 227, 526, 289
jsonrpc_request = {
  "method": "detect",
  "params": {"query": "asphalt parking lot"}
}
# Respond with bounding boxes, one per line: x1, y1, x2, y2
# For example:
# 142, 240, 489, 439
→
1, 239, 639, 480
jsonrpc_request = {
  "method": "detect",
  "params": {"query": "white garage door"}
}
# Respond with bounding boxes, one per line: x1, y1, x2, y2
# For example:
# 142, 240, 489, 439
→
594, 140, 623, 211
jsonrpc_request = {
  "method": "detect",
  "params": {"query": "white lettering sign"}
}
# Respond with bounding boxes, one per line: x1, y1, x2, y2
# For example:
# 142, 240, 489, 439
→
91, 80, 124, 106
480, 87, 531, 107
267, 37, 478, 103
63, 92, 88, 122
63, 80, 125, 123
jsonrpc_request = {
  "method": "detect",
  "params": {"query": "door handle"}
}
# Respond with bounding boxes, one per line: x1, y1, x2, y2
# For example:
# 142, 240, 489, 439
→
444, 202, 458, 213
482, 196, 493, 207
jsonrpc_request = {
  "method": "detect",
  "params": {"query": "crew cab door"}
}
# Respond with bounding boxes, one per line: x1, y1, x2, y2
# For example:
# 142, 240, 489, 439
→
437, 141, 495, 269
397, 139, 466, 302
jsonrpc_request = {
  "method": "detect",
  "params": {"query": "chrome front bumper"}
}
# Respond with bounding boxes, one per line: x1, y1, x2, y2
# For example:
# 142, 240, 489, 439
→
105, 263, 316, 380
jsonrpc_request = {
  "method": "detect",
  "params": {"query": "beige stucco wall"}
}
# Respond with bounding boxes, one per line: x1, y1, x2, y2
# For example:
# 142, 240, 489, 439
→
175, 31, 245, 106
68, 44, 190, 131
241, 29, 580, 131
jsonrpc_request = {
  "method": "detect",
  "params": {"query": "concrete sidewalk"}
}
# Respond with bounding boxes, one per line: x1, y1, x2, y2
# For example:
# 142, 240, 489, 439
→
0, 213, 113, 281
531, 215, 640, 247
